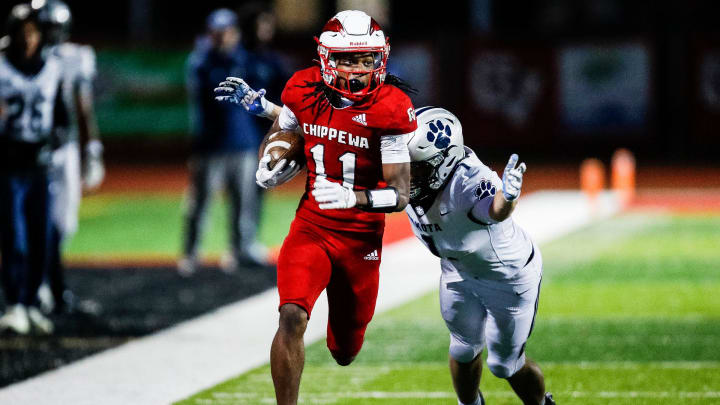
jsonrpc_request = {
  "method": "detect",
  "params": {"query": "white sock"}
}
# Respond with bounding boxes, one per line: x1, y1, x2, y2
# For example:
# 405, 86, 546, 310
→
458, 393, 483, 405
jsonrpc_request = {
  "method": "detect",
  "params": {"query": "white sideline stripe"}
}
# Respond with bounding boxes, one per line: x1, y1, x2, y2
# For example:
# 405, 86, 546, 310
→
511, 190, 621, 244
0, 190, 621, 404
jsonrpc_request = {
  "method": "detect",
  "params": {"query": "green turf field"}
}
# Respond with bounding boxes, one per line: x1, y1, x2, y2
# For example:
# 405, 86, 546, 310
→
177, 212, 720, 404
65, 192, 299, 258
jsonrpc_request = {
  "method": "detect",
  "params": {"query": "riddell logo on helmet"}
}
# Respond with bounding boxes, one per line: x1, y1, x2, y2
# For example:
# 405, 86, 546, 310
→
350, 42, 367, 46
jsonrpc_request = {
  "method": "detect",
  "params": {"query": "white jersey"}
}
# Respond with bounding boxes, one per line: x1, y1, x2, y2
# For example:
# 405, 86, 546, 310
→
0, 52, 64, 144
46, 43, 96, 234
50, 42, 96, 143
406, 149, 535, 282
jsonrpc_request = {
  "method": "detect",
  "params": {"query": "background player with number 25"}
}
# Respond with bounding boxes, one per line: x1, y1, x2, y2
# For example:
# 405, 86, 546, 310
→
216, 10, 416, 405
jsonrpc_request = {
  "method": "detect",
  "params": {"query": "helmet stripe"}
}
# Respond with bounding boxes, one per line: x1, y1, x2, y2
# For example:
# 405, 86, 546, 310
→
414, 106, 436, 117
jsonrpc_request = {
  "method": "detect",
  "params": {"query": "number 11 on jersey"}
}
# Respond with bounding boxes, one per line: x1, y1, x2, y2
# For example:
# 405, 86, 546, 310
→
310, 144, 356, 188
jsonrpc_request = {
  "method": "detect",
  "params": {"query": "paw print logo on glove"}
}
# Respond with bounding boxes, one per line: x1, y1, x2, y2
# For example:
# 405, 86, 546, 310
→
474, 179, 496, 200
426, 119, 452, 149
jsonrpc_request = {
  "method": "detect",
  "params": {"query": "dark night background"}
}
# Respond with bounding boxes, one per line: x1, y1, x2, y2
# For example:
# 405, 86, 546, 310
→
3, 0, 720, 164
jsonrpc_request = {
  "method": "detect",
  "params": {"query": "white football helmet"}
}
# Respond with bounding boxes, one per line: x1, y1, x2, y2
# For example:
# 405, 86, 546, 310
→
316, 10, 389, 100
407, 107, 465, 202
35, 0, 72, 45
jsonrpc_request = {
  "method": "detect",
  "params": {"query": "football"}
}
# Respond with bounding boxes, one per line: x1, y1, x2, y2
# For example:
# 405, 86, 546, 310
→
259, 130, 305, 170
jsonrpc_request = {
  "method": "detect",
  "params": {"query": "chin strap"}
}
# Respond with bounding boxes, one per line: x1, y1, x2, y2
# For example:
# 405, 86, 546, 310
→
364, 187, 399, 212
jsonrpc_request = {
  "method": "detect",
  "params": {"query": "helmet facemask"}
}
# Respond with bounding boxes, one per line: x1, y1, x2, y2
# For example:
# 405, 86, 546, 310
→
317, 42, 388, 101
409, 146, 464, 204
409, 152, 444, 201
316, 10, 389, 102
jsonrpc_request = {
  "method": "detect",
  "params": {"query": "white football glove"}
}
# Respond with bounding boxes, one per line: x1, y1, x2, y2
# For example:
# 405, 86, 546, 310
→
255, 155, 299, 189
83, 139, 105, 191
274, 158, 301, 185
214, 77, 273, 118
311, 177, 357, 210
502, 153, 526, 201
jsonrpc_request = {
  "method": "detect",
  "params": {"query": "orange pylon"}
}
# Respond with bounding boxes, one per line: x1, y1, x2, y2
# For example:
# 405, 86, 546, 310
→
580, 158, 606, 199
611, 148, 636, 206
580, 158, 606, 215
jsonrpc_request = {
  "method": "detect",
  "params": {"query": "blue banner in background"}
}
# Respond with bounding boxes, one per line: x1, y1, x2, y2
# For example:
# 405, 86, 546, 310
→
559, 43, 650, 134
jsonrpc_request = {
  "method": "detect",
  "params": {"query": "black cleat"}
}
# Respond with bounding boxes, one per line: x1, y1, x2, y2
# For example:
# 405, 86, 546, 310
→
544, 392, 556, 405
55, 290, 103, 316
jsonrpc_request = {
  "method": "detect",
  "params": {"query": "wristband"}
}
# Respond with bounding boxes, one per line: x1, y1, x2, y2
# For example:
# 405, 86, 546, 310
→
364, 187, 399, 212
258, 98, 278, 119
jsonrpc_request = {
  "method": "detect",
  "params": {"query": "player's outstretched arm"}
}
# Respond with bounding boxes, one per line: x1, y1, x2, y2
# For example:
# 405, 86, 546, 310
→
489, 154, 526, 222
214, 77, 281, 120
76, 81, 104, 191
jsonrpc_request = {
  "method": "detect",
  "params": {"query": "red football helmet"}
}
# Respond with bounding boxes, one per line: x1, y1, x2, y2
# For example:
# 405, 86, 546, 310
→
316, 10, 389, 100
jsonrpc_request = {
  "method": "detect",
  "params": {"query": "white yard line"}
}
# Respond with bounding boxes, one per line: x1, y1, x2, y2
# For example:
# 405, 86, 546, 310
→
0, 190, 621, 404
212, 390, 720, 400
543, 360, 720, 369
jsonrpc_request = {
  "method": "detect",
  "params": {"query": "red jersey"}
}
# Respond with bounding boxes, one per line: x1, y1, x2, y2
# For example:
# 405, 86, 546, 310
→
281, 66, 417, 232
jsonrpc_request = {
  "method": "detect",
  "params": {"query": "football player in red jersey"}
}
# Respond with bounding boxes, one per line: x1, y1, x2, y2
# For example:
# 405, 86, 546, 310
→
216, 10, 417, 405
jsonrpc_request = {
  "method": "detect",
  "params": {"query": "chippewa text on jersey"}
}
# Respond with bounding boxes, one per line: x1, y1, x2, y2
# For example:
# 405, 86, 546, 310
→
302, 123, 370, 149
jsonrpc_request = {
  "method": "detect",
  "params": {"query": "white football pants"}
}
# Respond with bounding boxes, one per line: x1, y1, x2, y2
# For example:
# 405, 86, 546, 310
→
439, 246, 543, 378
50, 141, 81, 239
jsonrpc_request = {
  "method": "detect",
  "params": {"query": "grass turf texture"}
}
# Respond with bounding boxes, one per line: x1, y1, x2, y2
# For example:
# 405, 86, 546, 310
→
177, 212, 720, 404
64, 192, 299, 258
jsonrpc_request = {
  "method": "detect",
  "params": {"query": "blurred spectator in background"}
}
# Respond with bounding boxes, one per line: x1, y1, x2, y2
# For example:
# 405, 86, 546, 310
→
0, 3, 63, 335
179, 5, 284, 276
33, 0, 104, 316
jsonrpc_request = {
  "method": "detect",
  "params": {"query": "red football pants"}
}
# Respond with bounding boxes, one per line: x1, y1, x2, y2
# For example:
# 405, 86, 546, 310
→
277, 216, 383, 359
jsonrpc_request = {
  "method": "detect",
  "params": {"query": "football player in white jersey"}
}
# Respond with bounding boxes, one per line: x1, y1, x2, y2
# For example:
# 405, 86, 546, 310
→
0, 3, 65, 334
406, 107, 554, 405
213, 76, 555, 404
34, 0, 104, 314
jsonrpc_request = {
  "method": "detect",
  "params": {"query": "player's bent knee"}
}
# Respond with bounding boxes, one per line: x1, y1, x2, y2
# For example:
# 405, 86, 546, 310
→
487, 350, 526, 378
331, 353, 356, 366
449, 339, 482, 364
487, 361, 514, 378
329, 343, 361, 366
487, 354, 526, 379
278, 304, 308, 336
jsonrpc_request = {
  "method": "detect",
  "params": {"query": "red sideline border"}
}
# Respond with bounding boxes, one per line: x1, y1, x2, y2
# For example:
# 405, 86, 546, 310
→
67, 164, 720, 268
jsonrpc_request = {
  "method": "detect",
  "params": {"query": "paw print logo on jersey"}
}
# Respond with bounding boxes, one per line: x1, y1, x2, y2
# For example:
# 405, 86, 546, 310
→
425, 119, 452, 149
474, 179, 496, 200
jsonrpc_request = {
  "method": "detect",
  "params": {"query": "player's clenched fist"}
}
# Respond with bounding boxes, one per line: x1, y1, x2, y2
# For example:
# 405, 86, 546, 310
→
312, 177, 357, 209
256, 155, 298, 189
502, 154, 526, 201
